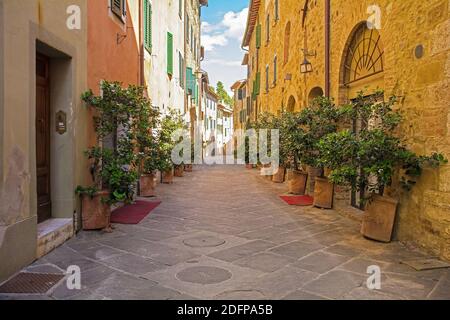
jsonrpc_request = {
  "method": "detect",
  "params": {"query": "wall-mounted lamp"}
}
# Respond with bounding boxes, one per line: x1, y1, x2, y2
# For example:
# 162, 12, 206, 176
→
300, 49, 316, 74
300, 57, 313, 73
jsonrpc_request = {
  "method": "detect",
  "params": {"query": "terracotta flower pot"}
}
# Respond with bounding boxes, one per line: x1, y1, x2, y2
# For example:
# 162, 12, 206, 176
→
184, 164, 193, 172
313, 177, 334, 209
161, 168, 174, 184
361, 195, 398, 243
260, 164, 273, 180
288, 170, 308, 195
272, 166, 286, 183
246, 164, 253, 169
139, 173, 156, 197
81, 191, 111, 230
307, 166, 324, 195
286, 169, 293, 181
174, 165, 184, 177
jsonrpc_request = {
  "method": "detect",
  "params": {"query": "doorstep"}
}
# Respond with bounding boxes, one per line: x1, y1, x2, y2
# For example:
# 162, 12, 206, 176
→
37, 218, 74, 259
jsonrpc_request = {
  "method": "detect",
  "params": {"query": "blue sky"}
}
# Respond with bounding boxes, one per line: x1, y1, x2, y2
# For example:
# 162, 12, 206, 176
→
201, 0, 249, 95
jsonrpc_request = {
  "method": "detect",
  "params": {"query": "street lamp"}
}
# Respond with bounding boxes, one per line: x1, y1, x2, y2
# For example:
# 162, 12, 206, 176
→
300, 57, 313, 73
300, 49, 316, 74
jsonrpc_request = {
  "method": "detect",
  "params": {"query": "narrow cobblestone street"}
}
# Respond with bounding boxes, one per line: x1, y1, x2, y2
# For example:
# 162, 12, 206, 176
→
2, 166, 449, 300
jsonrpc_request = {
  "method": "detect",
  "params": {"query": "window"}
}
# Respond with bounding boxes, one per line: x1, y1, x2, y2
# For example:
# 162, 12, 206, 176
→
343, 24, 384, 84
179, 0, 183, 18
186, 14, 190, 44
111, 0, 126, 21
273, 55, 277, 85
191, 27, 194, 51
144, 0, 152, 52
266, 15, 270, 43
275, 0, 279, 21
167, 32, 174, 75
194, 38, 197, 60
265, 65, 269, 93
256, 24, 262, 49
284, 22, 291, 64
179, 52, 184, 88
255, 72, 261, 95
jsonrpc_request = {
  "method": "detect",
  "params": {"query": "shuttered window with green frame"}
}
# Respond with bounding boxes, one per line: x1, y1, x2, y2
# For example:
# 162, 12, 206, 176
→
255, 72, 261, 95
167, 32, 174, 75
256, 24, 262, 49
144, 0, 152, 52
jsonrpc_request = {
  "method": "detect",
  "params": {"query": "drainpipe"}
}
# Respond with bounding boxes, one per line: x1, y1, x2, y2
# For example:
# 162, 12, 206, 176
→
139, 0, 144, 87
325, 0, 331, 97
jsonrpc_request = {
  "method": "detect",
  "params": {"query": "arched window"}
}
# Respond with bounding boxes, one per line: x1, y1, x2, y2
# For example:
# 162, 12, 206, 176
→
308, 87, 324, 105
343, 24, 384, 85
286, 95, 296, 112
284, 22, 291, 64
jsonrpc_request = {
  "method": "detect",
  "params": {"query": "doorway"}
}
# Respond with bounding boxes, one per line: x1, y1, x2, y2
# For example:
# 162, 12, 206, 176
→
36, 54, 51, 223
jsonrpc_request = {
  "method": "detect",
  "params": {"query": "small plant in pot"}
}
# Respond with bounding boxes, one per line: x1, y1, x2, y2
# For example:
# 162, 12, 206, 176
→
271, 112, 298, 184
135, 90, 160, 197
253, 112, 277, 179
184, 143, 195, 172
297, 96, 343, 206
158, 109, 186, 183
139, 145, 161, 197
318, 92, 447, 242
280, 111, 308, 193
174, 164, 185, 177
76, 81, 141, 231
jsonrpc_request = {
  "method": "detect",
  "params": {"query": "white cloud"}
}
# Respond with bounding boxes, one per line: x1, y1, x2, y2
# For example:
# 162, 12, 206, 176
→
201, 8, 249, 52
202, 59, 242, 67
202, 34, 228, 51
222, 8, 249, 41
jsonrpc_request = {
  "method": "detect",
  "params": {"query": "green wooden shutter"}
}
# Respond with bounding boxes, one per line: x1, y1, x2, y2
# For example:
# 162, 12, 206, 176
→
144, 0, 152, 52
256, 24, 262, 49
186, 67, 193, 94
255, 72, 261, 95
167, 32, 174, 75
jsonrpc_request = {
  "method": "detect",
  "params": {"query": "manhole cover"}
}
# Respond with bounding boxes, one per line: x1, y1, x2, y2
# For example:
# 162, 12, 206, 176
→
176, 266, 232, 284
183, 236, 226, 248
0, 272, 64, 294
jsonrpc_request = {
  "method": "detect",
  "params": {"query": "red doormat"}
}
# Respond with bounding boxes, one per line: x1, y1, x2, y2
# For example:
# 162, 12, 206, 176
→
111, 200, 161, 224
280, 195, 314, 206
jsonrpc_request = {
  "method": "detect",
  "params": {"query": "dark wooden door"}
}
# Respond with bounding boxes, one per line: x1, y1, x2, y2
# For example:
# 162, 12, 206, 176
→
36, 54, 51, 223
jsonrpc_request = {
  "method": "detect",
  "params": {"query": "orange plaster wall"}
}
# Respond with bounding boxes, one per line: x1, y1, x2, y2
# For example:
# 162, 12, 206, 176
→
87, 0, 140, 94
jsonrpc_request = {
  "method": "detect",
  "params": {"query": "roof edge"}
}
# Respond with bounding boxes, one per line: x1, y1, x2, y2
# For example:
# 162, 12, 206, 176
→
241, 0, 261, 48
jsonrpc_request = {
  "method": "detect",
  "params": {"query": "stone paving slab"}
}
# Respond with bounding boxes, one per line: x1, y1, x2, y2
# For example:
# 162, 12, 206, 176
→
143, 256, 264, 299
1, 165, 449, 300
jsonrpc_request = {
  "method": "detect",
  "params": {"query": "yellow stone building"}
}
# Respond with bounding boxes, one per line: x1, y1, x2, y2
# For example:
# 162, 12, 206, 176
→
241, 0, 450, 260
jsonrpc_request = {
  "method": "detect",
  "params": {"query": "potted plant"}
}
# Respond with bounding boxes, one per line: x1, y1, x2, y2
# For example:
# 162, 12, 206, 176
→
296, 96, 343, 205
139, 143, 161, 196
185, 143, 194, 172
77, 81, 140, 230
318, 92, 447, 241
158, 109, 186, 183
174, 164, 185, 177
253, 113, 276, 179
135, 89, 160, 197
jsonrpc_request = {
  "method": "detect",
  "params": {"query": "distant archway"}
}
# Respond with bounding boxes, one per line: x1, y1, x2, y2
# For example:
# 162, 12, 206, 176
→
286, 95, 296, 112
308, 87, 324, 105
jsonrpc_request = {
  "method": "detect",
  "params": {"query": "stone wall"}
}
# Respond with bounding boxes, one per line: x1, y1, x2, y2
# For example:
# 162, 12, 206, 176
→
244, 0, 450, 260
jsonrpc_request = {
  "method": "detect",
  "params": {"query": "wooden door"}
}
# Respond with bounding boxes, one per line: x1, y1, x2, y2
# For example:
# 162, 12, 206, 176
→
36, 54, 51, 223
